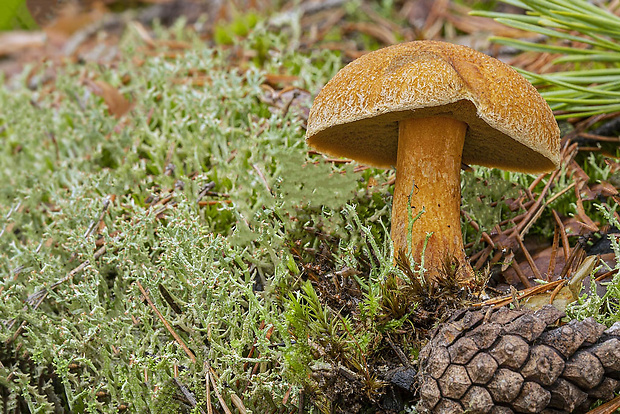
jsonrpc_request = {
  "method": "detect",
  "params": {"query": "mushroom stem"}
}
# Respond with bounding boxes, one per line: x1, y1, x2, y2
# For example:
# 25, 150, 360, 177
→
392, 116, 474, 284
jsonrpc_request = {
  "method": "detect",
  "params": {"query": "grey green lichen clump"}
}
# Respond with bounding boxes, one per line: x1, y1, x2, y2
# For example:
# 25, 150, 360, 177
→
0, 25, 367, 412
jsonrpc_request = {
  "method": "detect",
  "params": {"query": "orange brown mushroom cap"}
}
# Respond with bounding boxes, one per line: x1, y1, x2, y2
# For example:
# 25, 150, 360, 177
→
305, 40, 561, 285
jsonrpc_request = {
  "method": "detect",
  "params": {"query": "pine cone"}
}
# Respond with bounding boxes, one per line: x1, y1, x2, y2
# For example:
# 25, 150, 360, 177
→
416, 305, 620, 413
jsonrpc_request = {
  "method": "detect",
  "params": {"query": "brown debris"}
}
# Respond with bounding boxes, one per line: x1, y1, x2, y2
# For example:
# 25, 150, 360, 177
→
86, 79, 132, 118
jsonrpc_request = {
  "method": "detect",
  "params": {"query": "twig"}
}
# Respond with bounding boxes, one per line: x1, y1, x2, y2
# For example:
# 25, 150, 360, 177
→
243, 324, 275, 393
473, 245, 493, 270
476, 279, 564, 307
585, 394, 620, 414
510, 258, 532, 288
552, 209, 571, 261
281, 90, 300, 117
488, 250, 504, 268
136, 280, 196, 363
198, 200, 232, 206
164, 142, 176, 176
299, 390, 305, 414
206, 362, 233, 414
461, 210, 495, 248
544, 181, 575, 206
0, 201, 22, 240
595, 268, 618, 282
173, 377, 206, 414
50, 245, 108, 291
574, 184, 599, 232
205, 367, 213, 414
230, 393, 247, 414
548, 280, 566, 304
578, 132, 620, 143
516, 236, 543, 282
243, 320, 265, 370
84, 195, 114, 239
559, 242, 586, 280
385, 336, 411, 368
282, 386, 292, 406
547, 226, 560, 279
526, 172, 547, 201
517, 170, 559, 237
467, 247, 486, 264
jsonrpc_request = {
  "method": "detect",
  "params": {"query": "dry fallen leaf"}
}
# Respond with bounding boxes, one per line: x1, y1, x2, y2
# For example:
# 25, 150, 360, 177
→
44, 2, 107, 40
0, 31, 46, 57
521, 284, 574, 313
86, 79, 132, 118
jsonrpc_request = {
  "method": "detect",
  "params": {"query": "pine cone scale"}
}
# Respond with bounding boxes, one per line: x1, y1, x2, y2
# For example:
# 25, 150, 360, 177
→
417, 305, 620, 413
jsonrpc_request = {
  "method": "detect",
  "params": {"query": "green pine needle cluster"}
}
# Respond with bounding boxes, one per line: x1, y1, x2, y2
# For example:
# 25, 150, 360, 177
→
472, 0, 620, 118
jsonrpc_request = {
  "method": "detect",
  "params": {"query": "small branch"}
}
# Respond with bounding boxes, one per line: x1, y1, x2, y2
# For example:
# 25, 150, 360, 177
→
552, 209, 571, 261
473, 245, 493, 270
136, 280, 196, 363
206, 362, 233, 414
243, 324, 275, 393
460, 209, 495, 248
573, 184, 599, 232
385, 336, 411, 368
476, 279, 564, 308
516, 170, 558, 236
205, 367, 213, 414
84, 195, 114, 239
172, 377, 206, 414
516, 236, 543, 282
547, 226, 560, 279
511, 258, 532, 288
585, 394, 620, 414
548, 280, 566, 304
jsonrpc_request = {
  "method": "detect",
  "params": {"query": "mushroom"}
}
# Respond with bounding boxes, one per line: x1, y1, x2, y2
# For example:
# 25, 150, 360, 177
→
305, 40, 560, 285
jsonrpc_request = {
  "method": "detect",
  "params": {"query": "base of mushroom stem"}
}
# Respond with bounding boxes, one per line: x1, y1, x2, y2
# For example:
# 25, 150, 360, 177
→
397, 248, 475, 287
